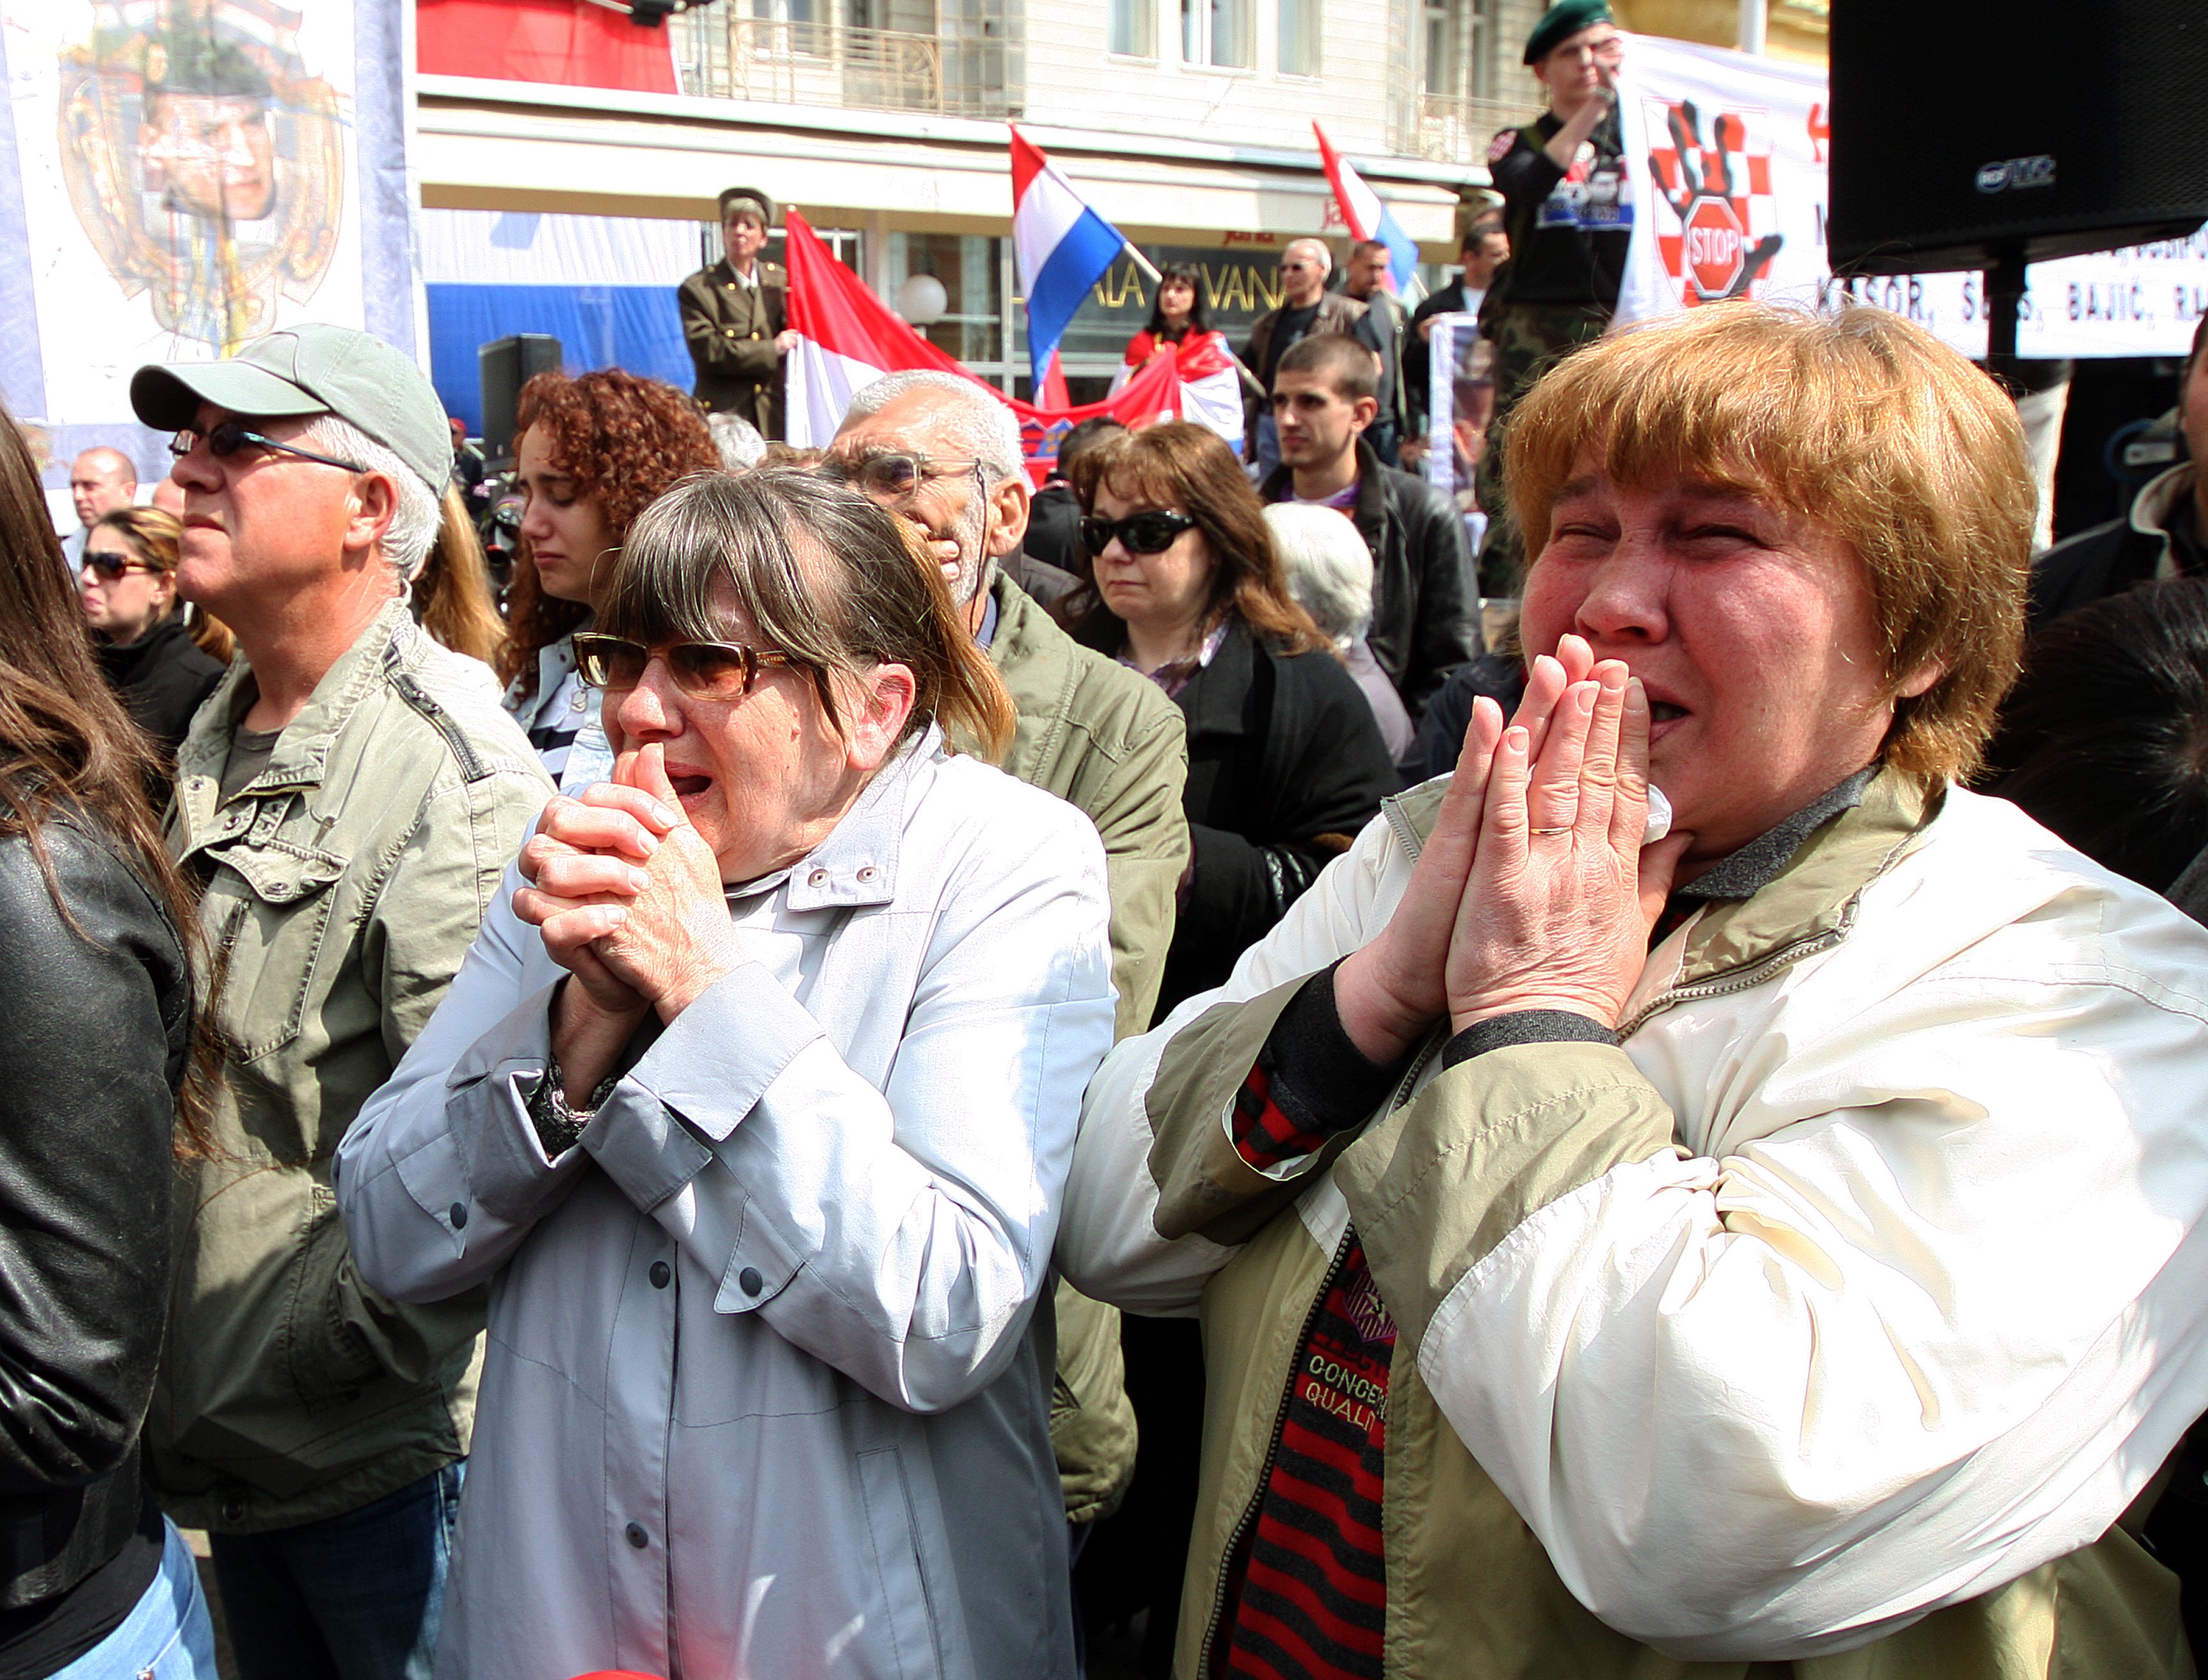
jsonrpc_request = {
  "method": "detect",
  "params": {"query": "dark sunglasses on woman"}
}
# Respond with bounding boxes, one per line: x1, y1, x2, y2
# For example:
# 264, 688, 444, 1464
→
79, 548, 154, 582
1080, 509, 1199, 557
572, 632, 794, 700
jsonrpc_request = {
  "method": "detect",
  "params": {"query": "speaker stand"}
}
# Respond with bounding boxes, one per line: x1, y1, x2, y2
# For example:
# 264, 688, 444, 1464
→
1984, 248, 2028, 394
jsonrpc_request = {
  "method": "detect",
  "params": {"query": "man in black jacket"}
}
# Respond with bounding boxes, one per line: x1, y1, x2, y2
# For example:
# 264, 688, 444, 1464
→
1260, 332, 1478, 713
2031, 314, 2208, 630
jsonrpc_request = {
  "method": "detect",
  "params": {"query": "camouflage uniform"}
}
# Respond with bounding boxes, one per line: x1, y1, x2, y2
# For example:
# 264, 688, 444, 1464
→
1475, 300, 1610, 594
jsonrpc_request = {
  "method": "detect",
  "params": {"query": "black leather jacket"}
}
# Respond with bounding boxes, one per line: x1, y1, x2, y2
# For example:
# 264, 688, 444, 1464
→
0, 800, 189, 1612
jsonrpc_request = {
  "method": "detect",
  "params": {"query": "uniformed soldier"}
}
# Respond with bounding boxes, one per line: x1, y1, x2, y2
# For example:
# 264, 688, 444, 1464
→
678, 186, 796, 439
1476, 0, 1628, 593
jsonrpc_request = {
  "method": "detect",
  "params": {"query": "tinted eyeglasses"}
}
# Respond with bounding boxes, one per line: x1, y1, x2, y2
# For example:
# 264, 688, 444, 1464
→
1081, 510, 1200, 557
572, 632, 794, 701
168, 422, 366, 474
80, 548, 157, 581
819, 451, 985, 504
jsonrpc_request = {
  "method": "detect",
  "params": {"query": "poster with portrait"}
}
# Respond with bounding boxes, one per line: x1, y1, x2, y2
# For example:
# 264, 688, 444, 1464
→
1423, 311, 1490, 559
0, 0, 415, 501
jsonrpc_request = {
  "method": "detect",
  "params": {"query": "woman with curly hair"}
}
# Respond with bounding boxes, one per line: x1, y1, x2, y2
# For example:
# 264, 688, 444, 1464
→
500, 368, 719, 784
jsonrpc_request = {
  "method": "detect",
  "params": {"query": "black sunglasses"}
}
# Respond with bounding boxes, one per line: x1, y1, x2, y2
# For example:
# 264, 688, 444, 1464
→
1081, 510, 1199, 557
168, 422, 365, 474
572, 632, 794, 700
80, 549, 156, 581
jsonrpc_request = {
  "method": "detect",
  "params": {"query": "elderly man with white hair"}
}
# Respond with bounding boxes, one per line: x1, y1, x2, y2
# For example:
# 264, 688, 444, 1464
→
1267, 500, 1416, 761
826, 367, 1190, 1573
1243, 237, 1368, 477
129, 324, 550, 1680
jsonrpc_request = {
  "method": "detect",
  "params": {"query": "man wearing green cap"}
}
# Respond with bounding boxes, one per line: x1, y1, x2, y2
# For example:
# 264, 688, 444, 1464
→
129, 324, 551, 1680
1476, 0, 1629, 593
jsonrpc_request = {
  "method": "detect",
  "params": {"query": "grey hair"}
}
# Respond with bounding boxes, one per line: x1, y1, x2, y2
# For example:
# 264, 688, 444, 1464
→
295, 413, 440, 582
1284, 237, 1334, 274
1265, 502, 1372, 648
708, 412, 767, 471
840, 370, 1024, 485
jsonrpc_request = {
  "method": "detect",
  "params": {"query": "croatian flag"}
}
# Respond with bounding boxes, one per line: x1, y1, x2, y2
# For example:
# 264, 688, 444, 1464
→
1313, 122, 1420, 296
1010, 128, 1130, 408
779, 209, 1224, 481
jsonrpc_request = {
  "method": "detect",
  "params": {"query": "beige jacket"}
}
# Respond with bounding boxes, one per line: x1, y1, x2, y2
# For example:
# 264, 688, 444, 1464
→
1060, 772, 2208, 1676
149, 602, 550, 1532
986, 571, 1192, 1521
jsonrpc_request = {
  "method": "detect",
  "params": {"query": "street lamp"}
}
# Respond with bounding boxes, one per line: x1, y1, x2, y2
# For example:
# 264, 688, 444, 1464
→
897, 274, 948, 326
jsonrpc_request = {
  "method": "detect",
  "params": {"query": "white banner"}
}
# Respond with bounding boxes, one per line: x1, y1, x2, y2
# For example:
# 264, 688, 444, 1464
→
1612, 33, 2208, 360
1, 0, 416, 490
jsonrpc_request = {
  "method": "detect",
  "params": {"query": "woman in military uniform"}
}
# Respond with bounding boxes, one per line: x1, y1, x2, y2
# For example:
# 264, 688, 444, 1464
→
678, 186, 797, 440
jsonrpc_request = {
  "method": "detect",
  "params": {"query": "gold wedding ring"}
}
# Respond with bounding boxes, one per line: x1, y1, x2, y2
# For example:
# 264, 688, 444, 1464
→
1530, 824, 1574, 836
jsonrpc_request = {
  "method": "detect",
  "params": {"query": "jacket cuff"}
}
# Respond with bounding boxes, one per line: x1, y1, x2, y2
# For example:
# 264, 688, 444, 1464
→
1259, 962, 1414, 1138
1442, 1011, 1618, 1069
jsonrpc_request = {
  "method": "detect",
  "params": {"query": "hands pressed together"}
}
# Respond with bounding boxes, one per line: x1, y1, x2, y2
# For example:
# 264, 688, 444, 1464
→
1334, 635, 1695, 1066
512, 743, 744, 1103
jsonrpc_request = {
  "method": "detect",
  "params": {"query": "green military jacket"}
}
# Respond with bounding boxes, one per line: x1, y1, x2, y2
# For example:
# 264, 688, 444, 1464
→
678, 257, 788, 437
985, 570, 1191, 1521
148, 601, 550, 1532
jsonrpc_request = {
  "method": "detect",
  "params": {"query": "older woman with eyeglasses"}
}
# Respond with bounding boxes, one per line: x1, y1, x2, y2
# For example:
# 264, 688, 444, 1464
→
79, 507, 228, 759
337, 468, 1116, 1680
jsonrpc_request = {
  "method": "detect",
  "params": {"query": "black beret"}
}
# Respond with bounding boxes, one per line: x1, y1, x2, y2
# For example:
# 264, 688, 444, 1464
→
1524, 0, 1612, 64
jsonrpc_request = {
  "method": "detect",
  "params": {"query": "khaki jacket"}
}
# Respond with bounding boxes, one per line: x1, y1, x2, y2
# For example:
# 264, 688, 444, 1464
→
985, 571, 1190, 1521
149, 602, 550, 1532
678, 257, 787, 436
1061, 773, 2208, 1676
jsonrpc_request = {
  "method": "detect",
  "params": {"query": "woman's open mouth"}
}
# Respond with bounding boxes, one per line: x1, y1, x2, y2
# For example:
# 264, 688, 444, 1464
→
1649, 701, 1688, 723
669, 771, 714, 801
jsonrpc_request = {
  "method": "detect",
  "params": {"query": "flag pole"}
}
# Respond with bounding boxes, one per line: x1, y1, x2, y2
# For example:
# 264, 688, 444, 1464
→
1121, 241, 1162, 284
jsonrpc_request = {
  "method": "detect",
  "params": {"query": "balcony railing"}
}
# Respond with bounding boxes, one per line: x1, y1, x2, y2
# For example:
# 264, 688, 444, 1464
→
671, 12, 1020, 120
1393, 90, 1540, 168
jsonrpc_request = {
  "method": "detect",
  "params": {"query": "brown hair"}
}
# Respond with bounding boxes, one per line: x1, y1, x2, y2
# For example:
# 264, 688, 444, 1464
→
499, 369, 721, 696
1276, 333, 1380, 404
603, 468, 1014, 758
1504, 301, 2033, 785
1067, 422, 1329, 656
3, 413, 215, 1155
415, 487, 509, 668
93, 507, 234, 663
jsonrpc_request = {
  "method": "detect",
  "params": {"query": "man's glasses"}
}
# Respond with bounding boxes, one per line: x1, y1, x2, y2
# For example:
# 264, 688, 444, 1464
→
168, 422, 366, 474
80, 549, 156, 581
1082, 510, 1200, 557
820, 451, 985, 504
572, 632, 794, 701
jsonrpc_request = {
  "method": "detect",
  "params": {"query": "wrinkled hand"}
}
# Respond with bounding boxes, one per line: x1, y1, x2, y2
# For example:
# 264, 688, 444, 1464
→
1334, 636, 1599, 1064
1443, 662, 1692, 1031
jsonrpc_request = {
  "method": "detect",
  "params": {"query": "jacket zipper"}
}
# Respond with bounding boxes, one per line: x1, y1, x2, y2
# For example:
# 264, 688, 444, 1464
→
1616, 915, 1853, 1039
1194, 1028, 1439, 1675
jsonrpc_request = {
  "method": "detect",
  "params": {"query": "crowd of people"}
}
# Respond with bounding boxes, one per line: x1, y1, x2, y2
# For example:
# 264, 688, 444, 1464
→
13, 5, 2208, 1680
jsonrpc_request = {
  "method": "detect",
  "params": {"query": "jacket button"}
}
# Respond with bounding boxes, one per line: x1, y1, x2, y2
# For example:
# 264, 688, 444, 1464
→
650, 1261, 671, 1289
857, 865, 877, 882
221, 1496, 246, 1523
807, 868, 828, 887
625, 1521, 649, 1548
449, 1202, 468, 1229
739, 1266, 764, 1297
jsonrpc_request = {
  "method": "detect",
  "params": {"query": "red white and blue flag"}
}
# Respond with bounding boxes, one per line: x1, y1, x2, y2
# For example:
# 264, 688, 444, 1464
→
1009, 127, 1130, 409
1313, 122, 1420, 296
779, 209, 1238, 481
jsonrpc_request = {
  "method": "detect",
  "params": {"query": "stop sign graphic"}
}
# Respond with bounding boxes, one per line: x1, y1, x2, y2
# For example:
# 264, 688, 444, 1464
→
1683, 195, 1744, 300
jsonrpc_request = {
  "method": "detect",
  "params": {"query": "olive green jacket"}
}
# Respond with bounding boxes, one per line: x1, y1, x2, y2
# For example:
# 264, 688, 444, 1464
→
148, 602, 551, 1532
986, 571, 1190, 1522
1062, 774, 2205, 1677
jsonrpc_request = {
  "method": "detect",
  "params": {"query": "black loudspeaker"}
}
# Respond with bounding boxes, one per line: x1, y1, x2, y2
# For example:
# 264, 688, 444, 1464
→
478, 334, 563, 461
1827, 1, 2208, 275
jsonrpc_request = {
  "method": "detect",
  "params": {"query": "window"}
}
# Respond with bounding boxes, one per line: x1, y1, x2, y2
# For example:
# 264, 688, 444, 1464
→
1420, 0, 1485, 99
1182, 0, 1252, 68
1277, 0, 1319, 74
1110, 0, 1155, 56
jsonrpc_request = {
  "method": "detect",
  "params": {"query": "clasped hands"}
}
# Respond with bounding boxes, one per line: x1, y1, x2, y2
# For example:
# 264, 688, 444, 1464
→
512, 743, 742, 1101
1333, 635, 1695, 1067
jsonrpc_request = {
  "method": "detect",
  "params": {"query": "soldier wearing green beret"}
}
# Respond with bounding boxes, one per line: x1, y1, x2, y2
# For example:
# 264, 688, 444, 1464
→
1475, 0, 1628, 593
678, 186, 796, 440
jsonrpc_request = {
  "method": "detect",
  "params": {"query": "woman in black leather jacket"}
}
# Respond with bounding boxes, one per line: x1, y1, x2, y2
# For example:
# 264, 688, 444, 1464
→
0, 410, 219, 1678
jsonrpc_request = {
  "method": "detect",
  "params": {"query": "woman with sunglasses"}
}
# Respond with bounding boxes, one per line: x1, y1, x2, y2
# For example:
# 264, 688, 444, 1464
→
0, 405, 222, 1676
339, 469, 1116, 1680
1072, 422, 1396, 1020
80, 507, 228, 760
500, 369, 720, 785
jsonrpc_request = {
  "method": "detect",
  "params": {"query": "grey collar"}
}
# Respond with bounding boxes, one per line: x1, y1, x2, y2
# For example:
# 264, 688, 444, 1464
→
1674, 767, 1880, 903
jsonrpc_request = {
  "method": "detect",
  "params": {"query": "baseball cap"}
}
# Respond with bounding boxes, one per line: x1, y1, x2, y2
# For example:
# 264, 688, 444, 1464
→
130, 324, 453, 493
